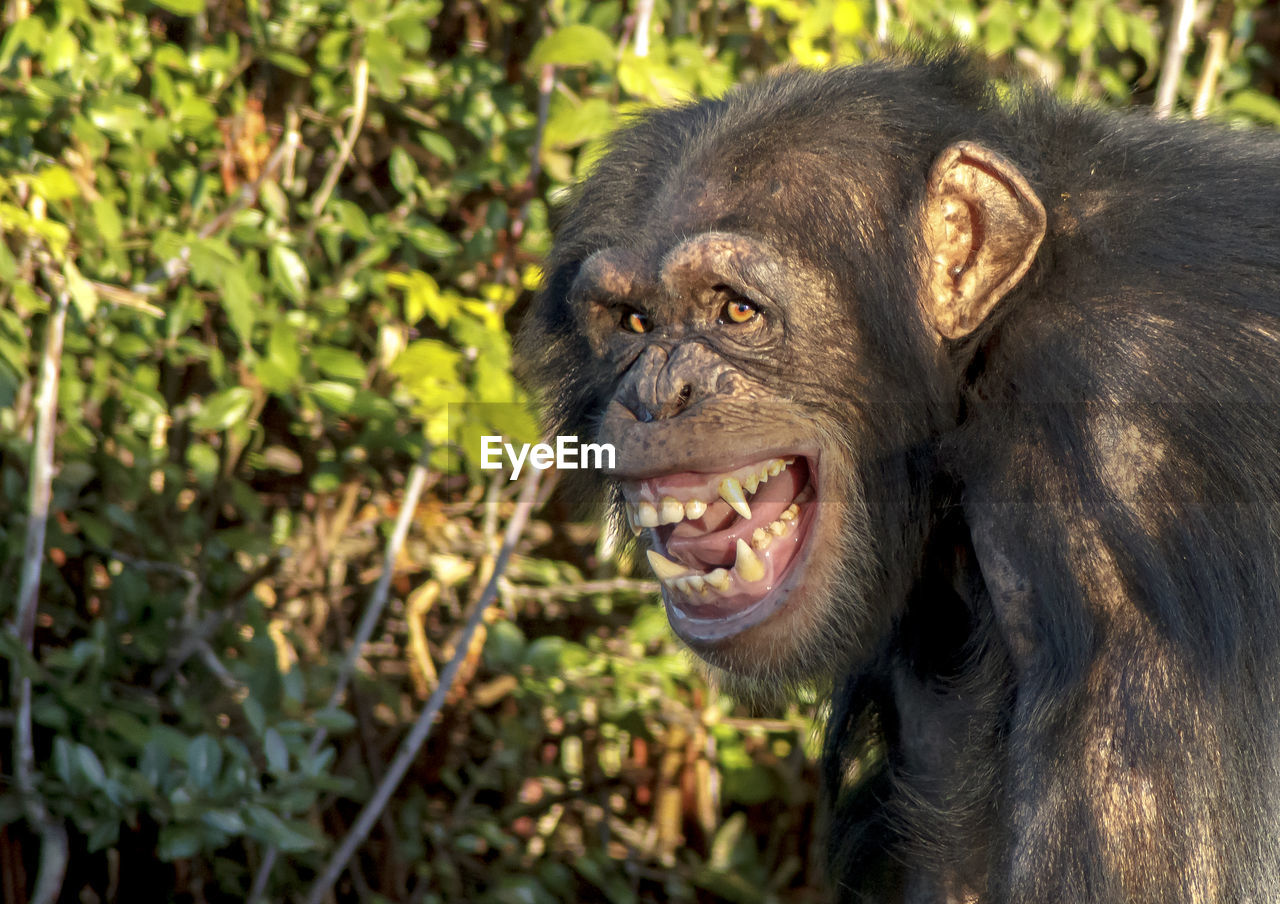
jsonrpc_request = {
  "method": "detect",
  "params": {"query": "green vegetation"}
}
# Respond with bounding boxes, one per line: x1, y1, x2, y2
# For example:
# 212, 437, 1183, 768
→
0, 0, 1274, 900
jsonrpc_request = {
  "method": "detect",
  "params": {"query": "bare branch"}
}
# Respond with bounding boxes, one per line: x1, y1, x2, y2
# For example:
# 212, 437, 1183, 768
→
247, 442, 434, 904
1192, 28, 1229, 119
12, 282, 70, 904
1154, 0, 1199, 118
310, 56, 370, 219
303, 469, 544, 904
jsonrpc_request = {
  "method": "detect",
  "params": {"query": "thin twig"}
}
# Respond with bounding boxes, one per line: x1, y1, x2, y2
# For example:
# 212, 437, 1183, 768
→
502, 577, 659, 604
310, 56, 370, 219
632, 0, 655, 58
303, 470, 544, 904
1192, 27, 1229, 119
12, 282, 70, 904
246, 442, 433, 904
1154, 0, 1198, 118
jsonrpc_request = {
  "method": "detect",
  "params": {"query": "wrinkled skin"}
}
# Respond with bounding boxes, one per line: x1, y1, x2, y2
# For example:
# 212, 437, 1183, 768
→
518, 51, 1280, 903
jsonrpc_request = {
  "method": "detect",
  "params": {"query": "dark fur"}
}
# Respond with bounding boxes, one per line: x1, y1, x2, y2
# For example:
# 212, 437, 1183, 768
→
520, 50, 1280, 902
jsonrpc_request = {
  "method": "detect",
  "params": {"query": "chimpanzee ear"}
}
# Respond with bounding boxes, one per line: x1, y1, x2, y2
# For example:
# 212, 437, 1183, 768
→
922, 141, 1046, 340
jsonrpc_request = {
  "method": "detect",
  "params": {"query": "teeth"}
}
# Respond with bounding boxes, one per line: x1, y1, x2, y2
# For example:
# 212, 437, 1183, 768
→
719, 478, 752, 520
646, 549, 689, 581
780, 504, 798, 522
636, 501, 659, 528
769, 519, 787, 536
751, 527, 772, 551
629, 457, 799, 534
675, 574, 706, 593
706, 568, 731, 591
734, 538, 765, 582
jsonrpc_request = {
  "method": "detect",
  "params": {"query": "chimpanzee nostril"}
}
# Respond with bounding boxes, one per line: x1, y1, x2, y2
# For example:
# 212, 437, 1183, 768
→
675, 383, 692, 411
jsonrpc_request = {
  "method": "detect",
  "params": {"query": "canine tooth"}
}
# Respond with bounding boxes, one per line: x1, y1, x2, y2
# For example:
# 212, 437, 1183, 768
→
751, 527, 772, 551
646, 549, 689, 581
780, 504, 798, 522
768, 519, 787, 536
637, 501, 659, 527
706, 568, 731, 591
660, 497, 684, 524
719, 478, 752, 520
767, 459, 785, 476
685, 499, 707, 520
735, 538, 765, 582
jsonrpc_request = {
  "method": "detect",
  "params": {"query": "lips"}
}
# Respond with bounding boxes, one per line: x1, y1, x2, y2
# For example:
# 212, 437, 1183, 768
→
623, 456, 817, 623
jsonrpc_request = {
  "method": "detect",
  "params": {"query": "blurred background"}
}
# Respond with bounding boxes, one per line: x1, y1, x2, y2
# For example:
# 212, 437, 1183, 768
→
0, 1, 1277, 901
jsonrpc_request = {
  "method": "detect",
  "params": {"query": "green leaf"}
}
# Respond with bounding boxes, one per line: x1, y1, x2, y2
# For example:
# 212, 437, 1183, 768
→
258, 319, 302, 391
1025, 1, 1065, 52
389, 147, 419, 195
392, 339, 462, 383
1127, 17, 1160, 66
417, 130, 457, 166
75, 744, 108, 789
221, 267, 256, 346
63, 259, 98, 320
91, 198, 123, 243
266, 51, 311, 76
152, 0, 206, 13
544, 97, 615, 150
405, 222, 460, 258
187, 735, 222, 790
264, 727, 289, 775
313, 707, 357, 733
311, 347, 367, 382
33, 166, 79, 202
192, 387, 254, 431
529, 25, 615, 68
983, 1, 1017, 57
158, 825, 203, 860
309, 380, 356, 413
0, 17, 46, 73
245, 805, 321, 852
201, 809, 247, 835
269, 246, 309, 302
1226, 90, 1280, 126
1102, 5, 1128, 50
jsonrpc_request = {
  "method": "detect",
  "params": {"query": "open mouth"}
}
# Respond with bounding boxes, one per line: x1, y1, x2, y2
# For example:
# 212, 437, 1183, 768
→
623, 455, 818, 630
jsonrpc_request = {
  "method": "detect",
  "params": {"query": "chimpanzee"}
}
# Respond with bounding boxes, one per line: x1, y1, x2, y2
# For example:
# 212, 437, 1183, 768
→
517, 49, 1280, 902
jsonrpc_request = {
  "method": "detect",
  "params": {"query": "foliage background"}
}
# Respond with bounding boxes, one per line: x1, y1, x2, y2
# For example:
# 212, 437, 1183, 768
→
0, 0, 1276, 901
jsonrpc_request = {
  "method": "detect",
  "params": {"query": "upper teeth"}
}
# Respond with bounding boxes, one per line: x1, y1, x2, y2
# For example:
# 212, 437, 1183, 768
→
625, 458, 793, 531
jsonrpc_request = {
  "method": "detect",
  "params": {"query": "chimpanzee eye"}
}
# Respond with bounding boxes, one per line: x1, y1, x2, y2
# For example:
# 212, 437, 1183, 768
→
721, 297, 758, 324
622, 308, 650, 333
